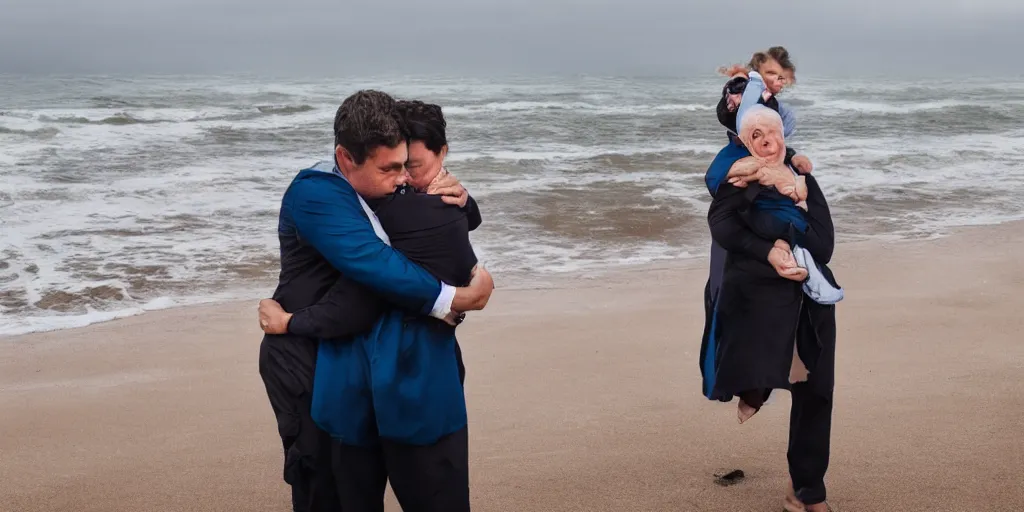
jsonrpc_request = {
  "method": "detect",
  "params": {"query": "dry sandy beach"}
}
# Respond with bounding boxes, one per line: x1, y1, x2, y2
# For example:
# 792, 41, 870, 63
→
2, 223, 1023, 512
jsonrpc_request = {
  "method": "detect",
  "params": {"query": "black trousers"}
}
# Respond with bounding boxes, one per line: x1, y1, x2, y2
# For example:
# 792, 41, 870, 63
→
788, 381, 833, 505
260, 334, 343, 512
262, 334, 469, 512
333, 428, 471, 512
737, 313, 834, 506
787, 307, 836, 506
286, 413, 344, 512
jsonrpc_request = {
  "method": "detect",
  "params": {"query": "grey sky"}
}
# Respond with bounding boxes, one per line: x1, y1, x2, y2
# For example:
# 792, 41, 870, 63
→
1, 0, 1022, 76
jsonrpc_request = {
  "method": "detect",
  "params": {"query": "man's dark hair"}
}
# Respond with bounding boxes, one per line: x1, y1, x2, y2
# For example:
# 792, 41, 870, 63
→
333, 90, 408, 165
396, 100, 448, 154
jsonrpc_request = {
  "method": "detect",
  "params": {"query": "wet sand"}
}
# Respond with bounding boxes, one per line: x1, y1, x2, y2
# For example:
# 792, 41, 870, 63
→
2, 223, 1023, 511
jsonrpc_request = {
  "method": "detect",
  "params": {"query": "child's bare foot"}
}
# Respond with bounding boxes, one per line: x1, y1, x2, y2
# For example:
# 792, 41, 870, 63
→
737, 399, 759, 424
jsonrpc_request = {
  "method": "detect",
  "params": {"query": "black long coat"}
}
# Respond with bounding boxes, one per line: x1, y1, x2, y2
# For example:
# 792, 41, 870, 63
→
699, 175, 839, 402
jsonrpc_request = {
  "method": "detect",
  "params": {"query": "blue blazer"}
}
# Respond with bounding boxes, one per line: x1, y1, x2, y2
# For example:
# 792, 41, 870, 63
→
278, 166, 465, 446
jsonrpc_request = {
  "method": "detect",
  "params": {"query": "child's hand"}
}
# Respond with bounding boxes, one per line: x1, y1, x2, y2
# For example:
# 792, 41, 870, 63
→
726, 93, 743, 112
718, 64, 749, 79
794, 176, 808, 202
791, 154, 813, 175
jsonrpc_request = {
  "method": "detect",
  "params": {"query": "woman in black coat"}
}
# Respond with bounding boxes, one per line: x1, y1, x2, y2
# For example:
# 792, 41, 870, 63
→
703, 164, 839, 512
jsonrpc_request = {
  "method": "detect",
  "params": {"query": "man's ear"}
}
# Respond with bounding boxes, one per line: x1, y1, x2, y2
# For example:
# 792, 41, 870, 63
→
439, 144, 448, 162
335, 145, 355, 171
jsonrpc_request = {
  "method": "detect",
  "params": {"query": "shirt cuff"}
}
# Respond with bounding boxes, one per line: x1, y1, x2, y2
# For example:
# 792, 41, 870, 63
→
286, 312, 310, 339
429, 282, 456, 320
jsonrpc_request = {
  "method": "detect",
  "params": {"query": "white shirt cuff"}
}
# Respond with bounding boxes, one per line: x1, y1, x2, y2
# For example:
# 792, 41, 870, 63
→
429, 282, 456, 320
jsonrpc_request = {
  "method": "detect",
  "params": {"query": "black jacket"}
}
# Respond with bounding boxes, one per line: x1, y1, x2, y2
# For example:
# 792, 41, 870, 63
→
699, 175, 838, 401
257, 187, 480, 495
286, 188, 481, 340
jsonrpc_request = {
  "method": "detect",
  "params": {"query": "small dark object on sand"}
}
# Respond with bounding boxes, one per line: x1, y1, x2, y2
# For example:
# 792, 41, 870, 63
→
713, 469, 746, 487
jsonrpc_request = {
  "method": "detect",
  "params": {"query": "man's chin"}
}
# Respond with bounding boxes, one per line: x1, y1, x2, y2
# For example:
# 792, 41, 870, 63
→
352, 187, 386, 200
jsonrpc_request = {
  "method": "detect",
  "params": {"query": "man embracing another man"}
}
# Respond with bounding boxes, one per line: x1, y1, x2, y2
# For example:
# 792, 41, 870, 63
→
257, 89, 493, 512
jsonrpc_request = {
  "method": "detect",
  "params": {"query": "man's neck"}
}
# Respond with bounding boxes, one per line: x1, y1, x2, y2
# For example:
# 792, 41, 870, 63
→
335, 165, 354, 182
414, 166, 446, 192
331, 163, 374, 201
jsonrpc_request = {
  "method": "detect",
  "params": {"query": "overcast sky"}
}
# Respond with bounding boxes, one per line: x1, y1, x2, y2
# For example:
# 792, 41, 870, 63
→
1, 0, 1022, 76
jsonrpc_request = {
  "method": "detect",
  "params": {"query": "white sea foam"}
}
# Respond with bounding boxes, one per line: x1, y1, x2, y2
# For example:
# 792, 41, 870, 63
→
3, 74, 1024, 337
0, 297, 181, 337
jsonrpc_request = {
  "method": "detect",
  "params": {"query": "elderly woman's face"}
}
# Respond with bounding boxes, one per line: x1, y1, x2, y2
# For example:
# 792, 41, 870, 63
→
741, 110, 786, 163
749, 125, 783, 160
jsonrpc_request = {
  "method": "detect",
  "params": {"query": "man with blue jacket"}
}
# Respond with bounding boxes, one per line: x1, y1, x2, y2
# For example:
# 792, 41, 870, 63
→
258, 90, 493, 512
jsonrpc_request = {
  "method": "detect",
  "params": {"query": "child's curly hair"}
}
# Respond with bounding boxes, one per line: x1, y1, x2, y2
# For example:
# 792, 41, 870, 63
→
749, 46, 797, 81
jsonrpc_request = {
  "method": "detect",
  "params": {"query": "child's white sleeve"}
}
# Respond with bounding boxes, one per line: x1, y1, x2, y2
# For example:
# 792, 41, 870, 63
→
736, 71, 769, 133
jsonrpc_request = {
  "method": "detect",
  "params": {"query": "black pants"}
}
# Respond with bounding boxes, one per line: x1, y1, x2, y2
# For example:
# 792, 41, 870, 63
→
788, 381, 833, 505
787, 309, 836, 506
262, 334, 468, 512
259, 334, 343, 512
286, 416, 343, 512
333, 428, 470, 512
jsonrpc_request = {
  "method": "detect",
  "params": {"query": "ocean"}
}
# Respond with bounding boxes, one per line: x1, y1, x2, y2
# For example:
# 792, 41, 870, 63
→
2, 74, 1023, 336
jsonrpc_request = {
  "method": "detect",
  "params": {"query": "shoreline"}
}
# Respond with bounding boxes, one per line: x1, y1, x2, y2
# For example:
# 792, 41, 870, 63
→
2, 220, 1023, 510
4, 218, 1023, 340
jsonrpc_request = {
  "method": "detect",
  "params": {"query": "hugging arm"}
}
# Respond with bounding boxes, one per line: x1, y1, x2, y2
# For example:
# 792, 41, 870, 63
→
463, 195, 482, 232
285, 276, 385, 340
708, 181, 775, 262
288, 177, 451, 318
735, 70, 770, 128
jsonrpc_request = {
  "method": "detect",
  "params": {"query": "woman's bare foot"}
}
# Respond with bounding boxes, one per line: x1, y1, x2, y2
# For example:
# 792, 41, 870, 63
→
783, 483, 806, 511
784, 479, 832, 512
737, 399, 759, 424
782, 477, 806, 509
783, 498, 806, 512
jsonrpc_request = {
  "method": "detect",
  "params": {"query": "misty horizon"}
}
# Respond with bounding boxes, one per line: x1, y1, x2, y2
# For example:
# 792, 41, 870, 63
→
2, 0, 1023, 77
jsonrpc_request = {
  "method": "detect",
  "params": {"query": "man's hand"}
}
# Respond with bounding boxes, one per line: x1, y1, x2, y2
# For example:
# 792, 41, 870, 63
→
426, 170, 468, 207
258, 298, 292, 335
452, 265, 494, 313
768, 243, 807, 282
791, 154, 813, 175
